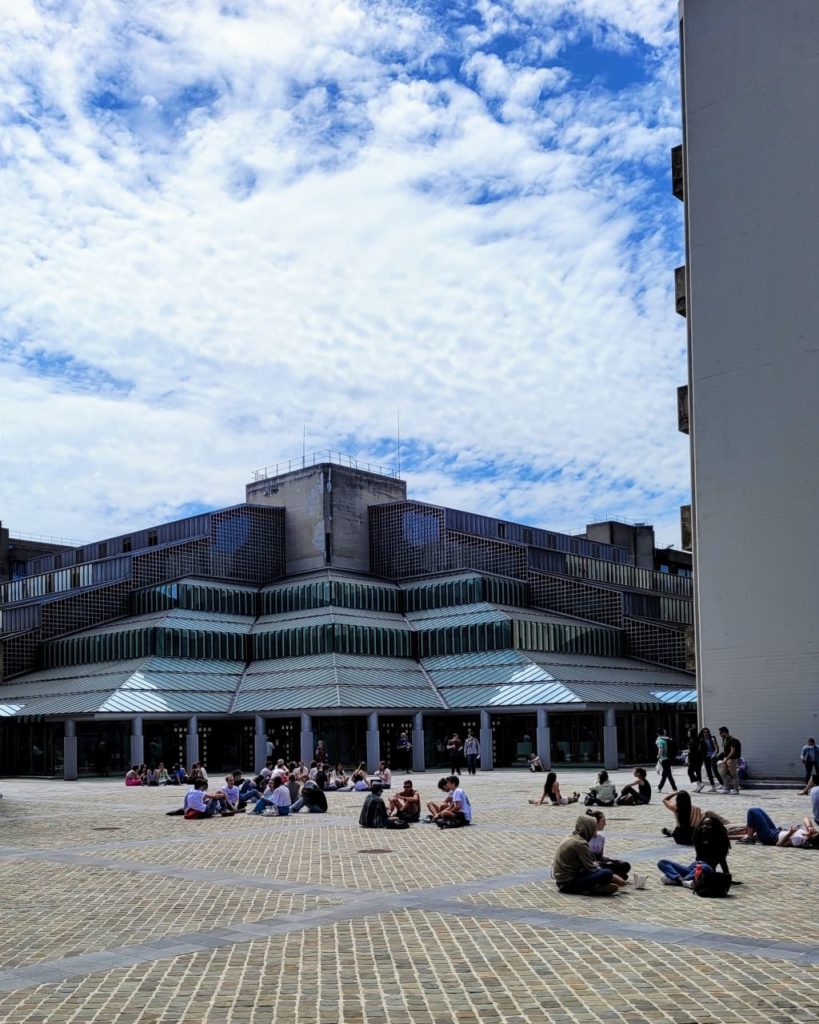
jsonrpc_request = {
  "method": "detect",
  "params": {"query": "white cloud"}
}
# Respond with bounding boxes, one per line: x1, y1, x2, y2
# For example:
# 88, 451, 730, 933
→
0, 0, 688, 550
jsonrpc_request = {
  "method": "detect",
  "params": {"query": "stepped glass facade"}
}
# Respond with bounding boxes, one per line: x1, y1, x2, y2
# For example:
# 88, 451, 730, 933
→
0, 456, 694, 779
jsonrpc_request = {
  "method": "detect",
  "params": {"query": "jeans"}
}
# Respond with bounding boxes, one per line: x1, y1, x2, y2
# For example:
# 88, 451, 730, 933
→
657, 859, 713, 883
747, 807, 781, 845
291, 798, 325, 813
466, 754, 478, 776
658, 759, 677, 791
704, 756, 719, 788
239, 788, 261, 807
804, 761, 816, 784
556, 867, 613, 894
687, 760, 702, 784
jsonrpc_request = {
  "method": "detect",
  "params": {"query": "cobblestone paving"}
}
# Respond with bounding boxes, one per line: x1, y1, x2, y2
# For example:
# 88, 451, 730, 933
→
0, 771, 817, 1023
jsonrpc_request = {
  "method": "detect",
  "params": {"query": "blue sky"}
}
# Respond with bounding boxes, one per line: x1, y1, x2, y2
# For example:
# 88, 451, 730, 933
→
0, 0, 689, 546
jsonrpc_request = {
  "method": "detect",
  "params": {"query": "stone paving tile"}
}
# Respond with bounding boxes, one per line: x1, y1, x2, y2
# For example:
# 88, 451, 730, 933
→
0, 863, 340, 970
0, 772, 816, 1023
0, 910, 816, 1024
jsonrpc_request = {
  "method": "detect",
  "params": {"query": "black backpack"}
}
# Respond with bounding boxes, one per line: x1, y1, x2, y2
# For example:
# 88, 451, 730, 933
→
693, 870, 732, 898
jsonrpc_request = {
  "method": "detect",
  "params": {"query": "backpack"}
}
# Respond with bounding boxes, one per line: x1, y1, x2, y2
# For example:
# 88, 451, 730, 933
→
693, 868, 732, 898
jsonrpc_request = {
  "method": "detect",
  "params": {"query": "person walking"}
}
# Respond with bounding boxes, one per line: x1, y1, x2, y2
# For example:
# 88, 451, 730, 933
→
464, 731, 480, 776
656, 728, 677, 793
686, 726, 704, 792
446, 733, 464, 776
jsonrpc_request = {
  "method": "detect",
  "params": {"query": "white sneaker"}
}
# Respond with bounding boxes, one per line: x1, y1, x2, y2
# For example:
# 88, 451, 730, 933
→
695, 783, 705, 793
715, 786, 726, 793
681, 879, 695, 890
661, 876, 678, 885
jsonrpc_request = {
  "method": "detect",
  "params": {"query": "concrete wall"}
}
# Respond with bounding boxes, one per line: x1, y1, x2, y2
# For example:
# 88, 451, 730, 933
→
246, 464, 406, 574
585, 521, 656, 569
681, 0, 819, 775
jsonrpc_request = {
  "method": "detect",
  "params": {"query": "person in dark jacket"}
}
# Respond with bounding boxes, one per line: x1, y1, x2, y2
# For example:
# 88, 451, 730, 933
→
359, 783, 389, 828
291, 779, 328, 814
552, 816, 622, 895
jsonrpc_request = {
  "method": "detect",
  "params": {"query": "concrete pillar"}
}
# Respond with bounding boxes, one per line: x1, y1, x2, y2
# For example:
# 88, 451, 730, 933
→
300, 712, 313, 766
63, 719, 77, 781
536, 707, 551, 770
411, 711, 425, 773
254, 715, 267, 773
366, 711, 380, 774
186, 716, 199, 769
603, 708, 618, 771
130, 716, 144, 768
479, 709, 493, 771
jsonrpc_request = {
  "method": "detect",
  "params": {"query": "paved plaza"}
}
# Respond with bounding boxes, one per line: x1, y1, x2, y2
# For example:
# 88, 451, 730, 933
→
0, 770, 817, 1024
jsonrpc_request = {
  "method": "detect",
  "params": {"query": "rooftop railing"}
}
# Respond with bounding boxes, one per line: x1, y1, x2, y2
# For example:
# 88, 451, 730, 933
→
252, 450, 399, 482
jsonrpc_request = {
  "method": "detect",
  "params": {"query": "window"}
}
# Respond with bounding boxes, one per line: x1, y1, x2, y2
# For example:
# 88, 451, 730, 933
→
53, 555, 62, 569
122, 537, 132, 553
147, 530, 158, 546
522, 528, 532, 544
497, 522, 507, 539
99, 542, 107, 558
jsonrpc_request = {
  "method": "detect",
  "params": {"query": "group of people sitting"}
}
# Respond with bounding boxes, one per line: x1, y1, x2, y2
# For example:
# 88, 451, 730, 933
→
359, 775, 473, 829
171, 766, 330, 818
137, 758, 395, 793
549, 775, 819, 898
530, 768, 652, 808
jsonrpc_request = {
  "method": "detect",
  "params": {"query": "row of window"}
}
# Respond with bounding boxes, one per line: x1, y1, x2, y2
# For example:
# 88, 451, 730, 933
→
41, 610, 623, 668
132, 581, 258, 617
263, 580, 400, 615
1, 558, 132, 606
402, 575, 526, 612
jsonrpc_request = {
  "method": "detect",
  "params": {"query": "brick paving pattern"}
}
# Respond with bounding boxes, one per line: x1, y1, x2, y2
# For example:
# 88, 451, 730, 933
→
0, 772, 817, 1023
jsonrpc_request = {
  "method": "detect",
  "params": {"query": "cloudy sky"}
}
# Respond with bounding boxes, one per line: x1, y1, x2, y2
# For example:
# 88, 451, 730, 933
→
0, 0, 688, 549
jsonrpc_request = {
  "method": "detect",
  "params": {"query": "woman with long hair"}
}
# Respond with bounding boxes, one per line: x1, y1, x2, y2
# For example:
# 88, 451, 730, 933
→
529, 772, 579, 806
699, 727, 720, 791
661, 789, 701, 844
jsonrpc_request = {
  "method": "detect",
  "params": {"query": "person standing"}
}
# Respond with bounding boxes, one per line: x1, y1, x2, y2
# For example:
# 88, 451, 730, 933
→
396, 732, 412, 774
800, 738, 817, 789
699, 727, 720, 791
717, 727, 742, 794
464, 731, 480, 776
446, 733, 464, 776
656, 729, 677, 793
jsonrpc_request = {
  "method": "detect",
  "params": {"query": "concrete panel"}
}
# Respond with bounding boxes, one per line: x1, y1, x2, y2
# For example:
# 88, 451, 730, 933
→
681, 0, 819, 775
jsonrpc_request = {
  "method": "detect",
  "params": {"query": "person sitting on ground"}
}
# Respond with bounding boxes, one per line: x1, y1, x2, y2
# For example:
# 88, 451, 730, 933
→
359, 782, 389, 828
331, 763, 348, 789
183, 779, 231, 819
145, 766, 159, 786
427, 775, 472, 828
170, 764, 185, 785
529, 772, 579, 806
616, 767, 652, 805
286, 771, 301, 803
222, 775, 243, 814
585, 771, 618, 807
314, 763, 329, 790
375, 761, 392, 788
307, 760, 319, 781
254, 775, 291, 816
188, 762, 206, 783
389, 779, 422, 822
527, 753, 545, 772
661, 789, 707, 844
156, 763, 170, 786
733, 807, 819, 847
125, 765, 142, 787
351, 763, 370, 791
232, 770, 262, 809
586, 810, 631, 881
552, 816, 623, 895
657, 812, 732, 885
292, 778, 329, 814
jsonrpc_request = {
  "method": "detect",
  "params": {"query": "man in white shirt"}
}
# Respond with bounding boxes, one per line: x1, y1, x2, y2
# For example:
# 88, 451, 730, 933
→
253, 776, 292, 816
429, 775, 472, 828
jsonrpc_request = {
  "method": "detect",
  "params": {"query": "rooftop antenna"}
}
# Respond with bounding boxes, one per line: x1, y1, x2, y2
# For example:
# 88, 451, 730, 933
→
396, 408, 401, 478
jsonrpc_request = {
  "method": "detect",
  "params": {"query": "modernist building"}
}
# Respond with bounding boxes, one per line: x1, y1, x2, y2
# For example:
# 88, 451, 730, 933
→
676, 1, 819, 776
0, 454, 694, 779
